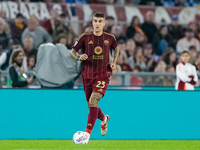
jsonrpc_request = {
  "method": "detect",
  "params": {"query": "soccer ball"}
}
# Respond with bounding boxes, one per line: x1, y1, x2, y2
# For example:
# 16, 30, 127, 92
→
73, 131, 89, 144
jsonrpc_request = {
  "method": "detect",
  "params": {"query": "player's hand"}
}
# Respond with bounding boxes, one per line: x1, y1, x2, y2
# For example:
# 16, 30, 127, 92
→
110, 62, 116, 71
27, 78, 34, 84
79, 54, 88, 61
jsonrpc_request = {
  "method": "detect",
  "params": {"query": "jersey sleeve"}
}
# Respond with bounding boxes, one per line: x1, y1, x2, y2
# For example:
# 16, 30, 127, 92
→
176, 63, 191, 82
111, 35, 118, 49
193, 66, 198, 82
71, 33, 85, 52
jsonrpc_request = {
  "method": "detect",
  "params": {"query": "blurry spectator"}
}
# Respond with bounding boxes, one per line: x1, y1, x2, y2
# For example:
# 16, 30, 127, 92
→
0, 11, 10, 35
56, 33, 68, 46
164, 0, 200, 7
0, 19, 9, 53
195, 55, 200, 71
52, 18, 69, 42
126, 39, 135, 58
30, 15, 40, 26
130, 65, 143, 86
163, 51, 177, 69
104, 16, 114, 33
177, 28, 200, 54
66, 32, 77, 49
166, 65, 175, 73
83, 24, 93, 33
140, 0, 163, 6
117, 38, 129, 64
154, 61, 166, 72
126, 16, 147, 42
141, 11, 157, 43
88, 0, 114, 4
115, 0, 125, 4
143, 44, 157, 71
189, 45, 198, 65
65, 0, 88, 3
42, 9, 59, 35
22, 18, 52, 49
8, 48, 34, 88
22, 37, 37, 69
116, 39, 132, 71
10, 13, 27, 44
0, 17, 10, 35
195, 14, 200, 34
168, 15, 183, 45
27, 55, 35, 71
111, 24, 125, 41
152, 25, 173, 55
188, 21, 199, 40
154, 61, 172, 86
129, 46, 147, 71
0, 45, 28, 71
109, 64, 122, 85
133, 32, 144, 47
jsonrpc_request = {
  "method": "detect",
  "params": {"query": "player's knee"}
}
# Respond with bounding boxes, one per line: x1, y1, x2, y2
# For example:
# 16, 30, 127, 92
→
89, 99, 98, 107
88, 92, 102, 107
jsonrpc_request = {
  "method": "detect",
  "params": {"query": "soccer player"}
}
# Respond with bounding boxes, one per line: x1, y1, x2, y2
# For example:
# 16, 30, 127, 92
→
70, 12, 119, 144
175, 51, 198, 90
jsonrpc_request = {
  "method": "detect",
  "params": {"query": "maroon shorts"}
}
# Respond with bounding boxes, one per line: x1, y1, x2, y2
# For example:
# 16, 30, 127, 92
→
83, 77, 110, 102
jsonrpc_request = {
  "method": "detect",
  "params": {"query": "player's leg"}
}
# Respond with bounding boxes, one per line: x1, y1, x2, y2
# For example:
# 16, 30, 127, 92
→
86, 92, 103, 134
92, 78, 110, 136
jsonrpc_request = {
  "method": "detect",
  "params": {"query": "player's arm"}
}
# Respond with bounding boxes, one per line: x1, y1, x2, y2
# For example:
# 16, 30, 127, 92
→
176, 64, 191, 82
112, 46, 119, 64
70, 49, 88, 61
110, 46, 119, 71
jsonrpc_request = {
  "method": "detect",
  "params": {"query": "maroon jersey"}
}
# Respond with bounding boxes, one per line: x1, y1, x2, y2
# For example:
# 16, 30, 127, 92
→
72, 32, 118, 79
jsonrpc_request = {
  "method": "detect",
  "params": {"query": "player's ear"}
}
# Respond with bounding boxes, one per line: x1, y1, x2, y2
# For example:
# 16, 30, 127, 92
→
103, 19, 106, 26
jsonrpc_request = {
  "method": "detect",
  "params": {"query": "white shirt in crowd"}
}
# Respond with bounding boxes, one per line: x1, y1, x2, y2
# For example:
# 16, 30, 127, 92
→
175, 62, 198, 90
176, 37, 200, 53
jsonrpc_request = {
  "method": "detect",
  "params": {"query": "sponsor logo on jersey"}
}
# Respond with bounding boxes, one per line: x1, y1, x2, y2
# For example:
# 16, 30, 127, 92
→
104, 40, 109, 46
98, 89, 103, 92
93, 55, 103, 59
94, 46, 102, 55
88, 40, 93, 44
74, 41, 78, 46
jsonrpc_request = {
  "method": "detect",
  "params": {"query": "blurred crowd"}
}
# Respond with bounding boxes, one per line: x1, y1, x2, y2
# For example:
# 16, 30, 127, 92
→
1, 2, 200, 86
3, 0, 200, 6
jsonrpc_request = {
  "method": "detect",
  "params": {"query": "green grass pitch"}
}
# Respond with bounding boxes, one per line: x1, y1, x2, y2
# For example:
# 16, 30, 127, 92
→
0, 140, 200, 150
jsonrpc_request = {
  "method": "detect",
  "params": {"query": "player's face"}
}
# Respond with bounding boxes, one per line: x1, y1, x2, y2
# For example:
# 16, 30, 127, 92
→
181, 53, 190, 63
92, 17, 105, 33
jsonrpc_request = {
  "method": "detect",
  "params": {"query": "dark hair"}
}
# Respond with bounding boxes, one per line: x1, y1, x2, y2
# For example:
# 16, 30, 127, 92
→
56, 33, 68, 44
189, 45, 196, 50
16, 13, 23, 18
185, 27, 193, 33
60, 13, 66, 18
163, 52, 175, 65
130, 16, 139, 26
181, 51, 190, 55
134, 65, 142, 72
106, 16, 114, 20
9, 49, 24, 65
93, 12, 105, 18
159, 25, 167, 33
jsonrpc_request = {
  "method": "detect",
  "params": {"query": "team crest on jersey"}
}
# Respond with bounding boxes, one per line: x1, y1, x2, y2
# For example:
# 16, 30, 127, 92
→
104, 40, 109, 46
94, 46, 102, 55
